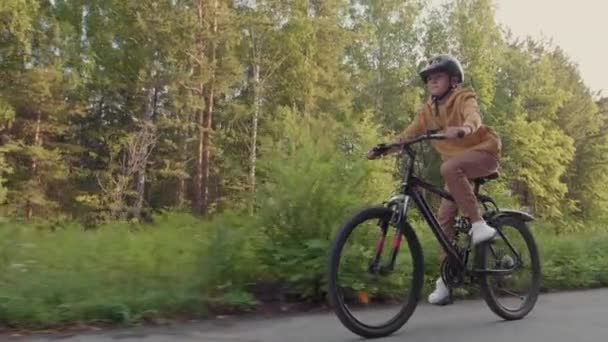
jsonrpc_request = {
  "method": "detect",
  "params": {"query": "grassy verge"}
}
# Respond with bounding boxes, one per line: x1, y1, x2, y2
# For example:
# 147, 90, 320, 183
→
0, 212, 260, 328
0, 213, 606, 329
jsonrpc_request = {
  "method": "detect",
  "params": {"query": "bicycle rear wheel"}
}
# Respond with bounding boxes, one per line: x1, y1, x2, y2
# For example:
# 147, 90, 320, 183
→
475, 216, 541, 320
328, 206, 424, 338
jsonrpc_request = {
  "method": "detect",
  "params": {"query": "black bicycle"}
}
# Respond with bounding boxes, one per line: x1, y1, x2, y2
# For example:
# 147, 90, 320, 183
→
327, 131, 541, 338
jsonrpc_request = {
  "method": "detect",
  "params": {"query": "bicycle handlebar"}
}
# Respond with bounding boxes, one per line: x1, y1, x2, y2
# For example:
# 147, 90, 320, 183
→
371, 129, 465, 157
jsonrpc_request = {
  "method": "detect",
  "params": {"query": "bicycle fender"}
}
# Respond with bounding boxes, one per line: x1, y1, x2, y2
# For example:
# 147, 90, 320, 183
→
486, 209, 535, 223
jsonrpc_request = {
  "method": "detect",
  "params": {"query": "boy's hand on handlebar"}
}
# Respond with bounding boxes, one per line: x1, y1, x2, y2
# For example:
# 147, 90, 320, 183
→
367, 139, 405, 159
366, 144, 390, 160
443, 126, 467, 139
366, 147, 380, 160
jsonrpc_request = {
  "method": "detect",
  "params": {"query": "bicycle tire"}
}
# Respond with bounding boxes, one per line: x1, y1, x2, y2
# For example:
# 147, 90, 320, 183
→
475, 216, 541, 320
328, 206, 424, 338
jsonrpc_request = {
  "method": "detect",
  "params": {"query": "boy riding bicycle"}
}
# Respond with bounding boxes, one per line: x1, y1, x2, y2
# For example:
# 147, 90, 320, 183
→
367, 54, 502, 305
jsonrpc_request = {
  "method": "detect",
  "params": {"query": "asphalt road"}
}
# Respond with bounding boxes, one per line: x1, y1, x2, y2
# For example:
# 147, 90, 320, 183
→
8, 288, 608, 342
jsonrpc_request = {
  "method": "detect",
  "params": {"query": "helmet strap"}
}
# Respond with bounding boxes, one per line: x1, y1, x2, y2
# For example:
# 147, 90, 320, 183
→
431, 84, 457, 116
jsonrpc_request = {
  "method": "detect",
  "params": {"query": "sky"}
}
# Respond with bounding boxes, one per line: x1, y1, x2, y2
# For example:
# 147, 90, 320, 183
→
431, 0, 607, 96
493, 0, 607, 96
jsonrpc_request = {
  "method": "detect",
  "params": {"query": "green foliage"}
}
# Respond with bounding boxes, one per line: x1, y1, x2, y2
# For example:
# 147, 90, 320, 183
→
0, 99, 15, 129
255, 108, 394, 298
0, 0, 607, 328
503, 117, 575, 218
539, 231, 608, 290
0, 152, 10, 205
347, 0, 424, 131
449, 0, 502, 109
0, 212, 258, 328
0, 213, 607, 327
0, 0, 39, 65
0, 0, 604, 224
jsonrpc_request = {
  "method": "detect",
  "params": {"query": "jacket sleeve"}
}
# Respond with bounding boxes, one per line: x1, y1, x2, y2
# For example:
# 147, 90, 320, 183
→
461, 97, 482, 134
396, 110, 427, 143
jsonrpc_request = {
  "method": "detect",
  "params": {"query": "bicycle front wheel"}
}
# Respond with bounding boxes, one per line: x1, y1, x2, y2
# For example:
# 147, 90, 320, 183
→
328, 206, 424, 338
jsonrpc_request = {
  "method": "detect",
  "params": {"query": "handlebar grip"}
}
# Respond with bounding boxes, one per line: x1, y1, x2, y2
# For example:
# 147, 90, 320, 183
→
372, 143, 391, 155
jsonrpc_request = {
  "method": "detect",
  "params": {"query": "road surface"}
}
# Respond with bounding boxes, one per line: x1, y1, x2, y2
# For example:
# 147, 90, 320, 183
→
7, 289, 608, 342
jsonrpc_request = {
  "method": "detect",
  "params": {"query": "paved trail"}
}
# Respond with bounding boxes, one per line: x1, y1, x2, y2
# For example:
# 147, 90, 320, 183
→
8, 289, 608, 342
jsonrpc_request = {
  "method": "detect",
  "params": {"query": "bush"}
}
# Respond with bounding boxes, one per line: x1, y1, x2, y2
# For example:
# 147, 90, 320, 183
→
0, 211, 258, 328
537, 230, 608, 290
0, 211, 607, 328
254, 109, 395, 299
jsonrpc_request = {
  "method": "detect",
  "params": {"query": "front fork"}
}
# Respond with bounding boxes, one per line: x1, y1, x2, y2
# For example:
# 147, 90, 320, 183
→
368, 195, 411, 275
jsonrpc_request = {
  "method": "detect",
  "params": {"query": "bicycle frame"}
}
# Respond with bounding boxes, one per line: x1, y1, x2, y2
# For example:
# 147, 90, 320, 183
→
401, 146, 466, 269
373, 134, 527, 277
393, 142, 485, 270
405, 177, 465, 267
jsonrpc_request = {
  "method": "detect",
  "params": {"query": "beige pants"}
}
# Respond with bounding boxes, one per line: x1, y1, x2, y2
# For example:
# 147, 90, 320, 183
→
437, 150, 498, 254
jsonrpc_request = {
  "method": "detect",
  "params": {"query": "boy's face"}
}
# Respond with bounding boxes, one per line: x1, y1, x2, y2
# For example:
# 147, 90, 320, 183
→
426, 71, 452, 97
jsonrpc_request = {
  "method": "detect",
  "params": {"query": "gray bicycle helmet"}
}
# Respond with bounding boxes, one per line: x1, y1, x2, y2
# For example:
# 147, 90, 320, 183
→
419, 54, 464, 83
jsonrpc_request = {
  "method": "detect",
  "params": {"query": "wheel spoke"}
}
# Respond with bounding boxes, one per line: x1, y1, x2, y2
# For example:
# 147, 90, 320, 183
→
496, 286, 526, 300
489, 244, 500, 259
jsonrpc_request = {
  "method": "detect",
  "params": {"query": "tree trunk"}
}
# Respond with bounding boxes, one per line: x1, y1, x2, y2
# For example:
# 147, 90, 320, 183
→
134, 87, 156, 218
201, 89, 213, 215
249, 59, 260, 213
177, 177, 186, 208
195, 107, 204, 213
177, 124, 187, 208
376, 31, 385, 119
199, 0, 218, 215
194, 0, 206, 214
26, 110, 42, 220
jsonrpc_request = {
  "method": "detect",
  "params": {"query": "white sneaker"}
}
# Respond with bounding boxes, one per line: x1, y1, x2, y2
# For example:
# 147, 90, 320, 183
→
470, 220, 497, 245
428, 277, 452, 305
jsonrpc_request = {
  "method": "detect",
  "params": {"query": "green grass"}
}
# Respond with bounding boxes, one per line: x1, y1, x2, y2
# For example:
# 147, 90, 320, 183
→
535, 230, 608, 290
0, 212, 259, 328
0, 212, 606, 329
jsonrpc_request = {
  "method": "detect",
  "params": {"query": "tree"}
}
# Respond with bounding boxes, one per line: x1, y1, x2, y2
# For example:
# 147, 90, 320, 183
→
0, 1, 80, 219
184, 0, 241, 215
346, 0, 424, 132
449, 0, 502, 109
